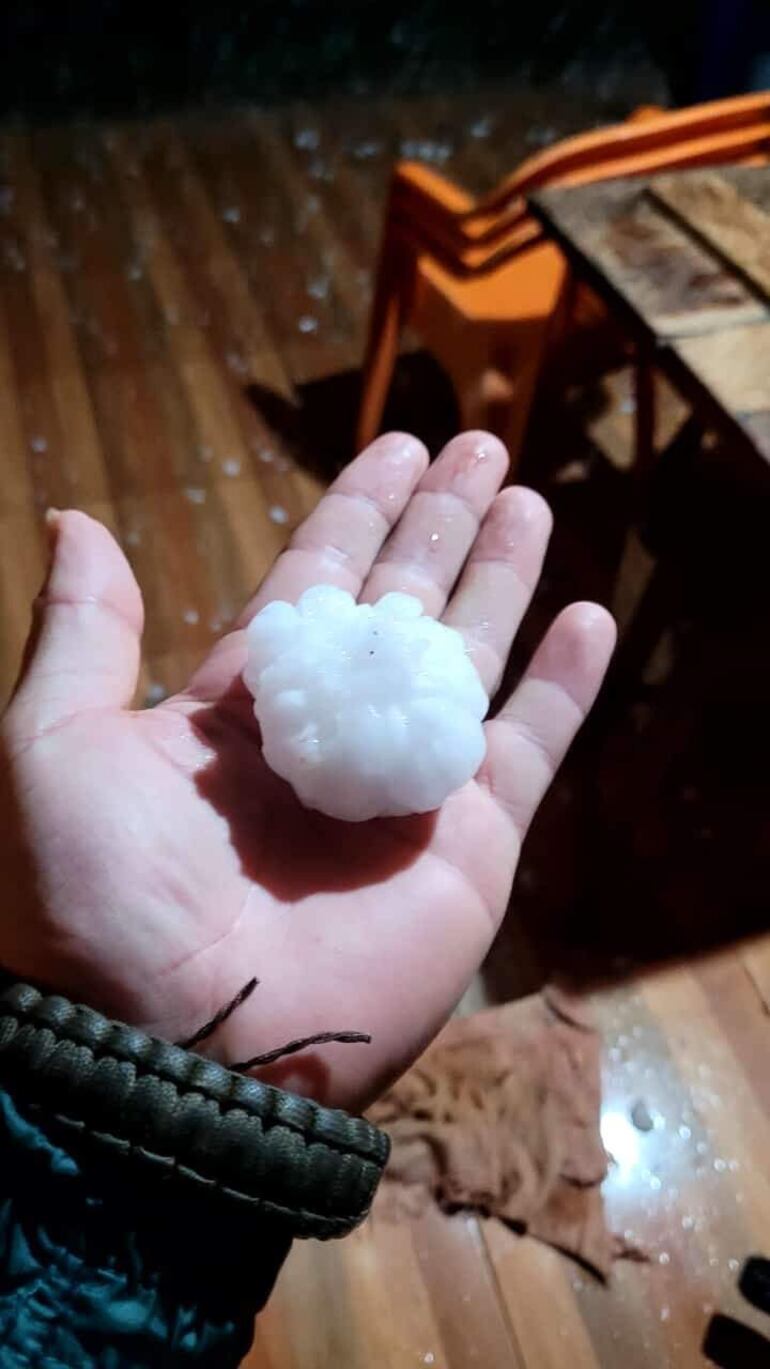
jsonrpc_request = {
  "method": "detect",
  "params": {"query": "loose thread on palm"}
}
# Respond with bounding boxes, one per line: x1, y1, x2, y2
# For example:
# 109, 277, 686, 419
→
176, 977, 371, 1069
176, 976, 260, 1050
231, 1030, 372, 1073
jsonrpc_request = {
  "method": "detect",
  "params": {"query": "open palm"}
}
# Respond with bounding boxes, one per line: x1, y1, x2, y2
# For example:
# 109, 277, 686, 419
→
1, 432, 614, 1112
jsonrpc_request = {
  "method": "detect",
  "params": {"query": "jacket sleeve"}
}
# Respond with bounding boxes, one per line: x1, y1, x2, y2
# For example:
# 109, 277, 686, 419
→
0, 983, 389, 1369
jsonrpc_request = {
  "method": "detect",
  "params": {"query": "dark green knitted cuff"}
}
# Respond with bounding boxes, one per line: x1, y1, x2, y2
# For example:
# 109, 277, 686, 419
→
0, 980, 389, 1242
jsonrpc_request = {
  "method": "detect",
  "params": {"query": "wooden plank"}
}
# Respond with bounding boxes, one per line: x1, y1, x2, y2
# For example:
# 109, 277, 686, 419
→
411, 1208, 524, 1368
649, 170, 770, 302
482, 1224, 599, 1369
696, 945, 770, 1117
591, 971, 770, 1365
641, 966, 770, 1250
670, 322, 770, 418
532, 179, 768, 339
248, 1216, 450, 1369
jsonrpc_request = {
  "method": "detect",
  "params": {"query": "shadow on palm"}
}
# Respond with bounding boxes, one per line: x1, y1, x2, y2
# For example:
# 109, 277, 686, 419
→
190, 685, 437, 901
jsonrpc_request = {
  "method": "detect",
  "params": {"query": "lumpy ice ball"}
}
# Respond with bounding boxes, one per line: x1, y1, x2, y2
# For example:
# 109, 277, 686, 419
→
244, 585, 488, 821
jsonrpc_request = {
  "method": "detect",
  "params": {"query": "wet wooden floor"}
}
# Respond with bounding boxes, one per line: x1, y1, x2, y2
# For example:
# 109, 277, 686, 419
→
1, 97, 768, 1367
0, 87, 610, 710
242, 949, 770, 1369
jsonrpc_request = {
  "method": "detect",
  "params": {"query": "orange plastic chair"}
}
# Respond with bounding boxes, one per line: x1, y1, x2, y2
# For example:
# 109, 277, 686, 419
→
357, 92, 770, 469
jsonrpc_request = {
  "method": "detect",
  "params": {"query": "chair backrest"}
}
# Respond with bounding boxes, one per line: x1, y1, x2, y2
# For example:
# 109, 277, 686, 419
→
474, 90, 770, 221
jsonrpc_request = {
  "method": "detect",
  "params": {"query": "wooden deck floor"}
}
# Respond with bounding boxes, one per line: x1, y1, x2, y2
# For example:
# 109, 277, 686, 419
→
245, 951, 770, 1369
1, 97, 769, 1367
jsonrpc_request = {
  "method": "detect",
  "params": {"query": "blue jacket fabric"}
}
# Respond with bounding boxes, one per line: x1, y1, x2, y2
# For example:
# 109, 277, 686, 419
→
0, 1086, 289, 1368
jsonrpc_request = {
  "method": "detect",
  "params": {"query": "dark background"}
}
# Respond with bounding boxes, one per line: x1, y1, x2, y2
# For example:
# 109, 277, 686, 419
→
0, 1, 768, 123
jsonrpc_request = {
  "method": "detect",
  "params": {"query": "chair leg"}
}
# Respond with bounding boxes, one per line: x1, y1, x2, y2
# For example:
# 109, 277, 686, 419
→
634, 348, 656, 476
500, 345, 549, 475
355, 238, 408, 454
501, 269, 575, 478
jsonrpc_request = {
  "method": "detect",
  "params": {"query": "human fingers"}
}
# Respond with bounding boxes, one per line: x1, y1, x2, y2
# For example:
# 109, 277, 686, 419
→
442, 485, 552, 695
479, 602, 616, 839
235, 432, 428, 627
359, 431, 508, 616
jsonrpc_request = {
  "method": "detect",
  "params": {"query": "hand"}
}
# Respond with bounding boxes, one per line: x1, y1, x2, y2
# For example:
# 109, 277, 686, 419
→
0, 432, 614, 1112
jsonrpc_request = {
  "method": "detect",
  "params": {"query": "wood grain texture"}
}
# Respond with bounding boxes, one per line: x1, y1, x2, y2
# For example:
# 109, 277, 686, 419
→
533, 178, 768, 339
239, 956, 770, 1368
531, 165, 770, 466
650, 171, 770, 301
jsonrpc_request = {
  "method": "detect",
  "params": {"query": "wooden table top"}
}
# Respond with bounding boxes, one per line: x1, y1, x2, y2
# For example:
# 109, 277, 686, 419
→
530, 166, 770, 466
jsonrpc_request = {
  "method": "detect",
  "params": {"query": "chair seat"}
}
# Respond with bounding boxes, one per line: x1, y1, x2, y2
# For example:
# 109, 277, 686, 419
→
413, 241, 567, 328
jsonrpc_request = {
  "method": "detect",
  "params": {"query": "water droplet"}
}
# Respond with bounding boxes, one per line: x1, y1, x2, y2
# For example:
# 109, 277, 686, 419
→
429, 532, 440, 545
259, 225, 276, 247
164, 305, 181, 326
198, 443, 214, 463
660, 1306, 670, 1323
4, 241, 26, 271
399, 137, 453, 166
308, 156, 332, 182
469, 115, 493, 140
352, 139, 382, 160
225, 350, 248, 377
307, 273, 330, 301
423, 1355, 435, 1366
125, 527, 142, 547
728, 1158, 739, 1172
269, 505, 288, 525
30, 435, 48, 454
681, 1215, 695, 1230
631, 1100, 654, 1132
298, 314, 318, 334
221, 205, 241, 224
658, 1251, 670, 1265
144, 681, 166, 706
526, 124, 559, 149
258, 447, 274, 464
183, 485, 206, 505
713, 1157, 727, 1173
222, 457, 241, 477
649, 1175, 662, 1191
620, 397, 637, 415
678, 1124, 691, 1141
294, 127, 320, 151
696, 1140, 708, 1156
183, 608, 199, 625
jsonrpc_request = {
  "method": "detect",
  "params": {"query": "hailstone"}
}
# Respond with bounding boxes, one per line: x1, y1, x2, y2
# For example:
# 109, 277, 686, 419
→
244, 585, 488, 821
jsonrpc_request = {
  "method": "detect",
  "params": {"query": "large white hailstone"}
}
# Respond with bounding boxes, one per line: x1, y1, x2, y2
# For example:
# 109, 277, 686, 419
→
244, 585, 488, 821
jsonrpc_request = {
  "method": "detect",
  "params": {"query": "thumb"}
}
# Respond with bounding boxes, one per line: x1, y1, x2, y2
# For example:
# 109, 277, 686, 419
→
10, 509, 144, 734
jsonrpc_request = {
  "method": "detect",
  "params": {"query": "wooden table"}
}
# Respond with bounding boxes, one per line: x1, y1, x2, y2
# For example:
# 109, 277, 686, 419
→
530, 166, 770, 467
